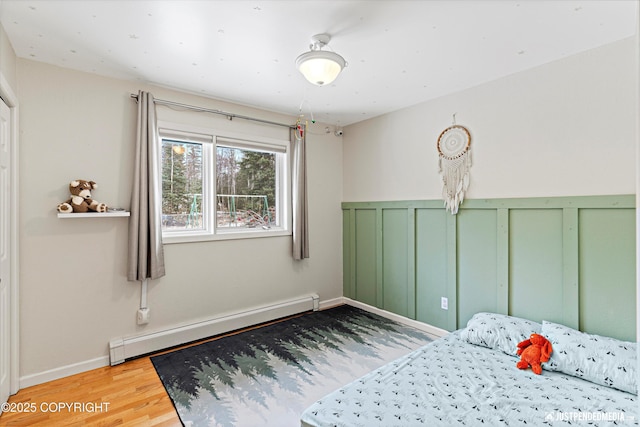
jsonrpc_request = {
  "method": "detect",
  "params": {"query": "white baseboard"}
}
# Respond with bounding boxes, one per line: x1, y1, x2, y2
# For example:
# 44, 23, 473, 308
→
340, 297, 449, 338
18, 294, 446, 389
317, 297, 345, 310
20, 356, 110, 390
109, 293, 320, 365
20, 294, 320, 388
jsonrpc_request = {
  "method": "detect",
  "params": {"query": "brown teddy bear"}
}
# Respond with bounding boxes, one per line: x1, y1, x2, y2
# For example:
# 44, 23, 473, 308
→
57, 179, 108, 213
516, 333, 553, 375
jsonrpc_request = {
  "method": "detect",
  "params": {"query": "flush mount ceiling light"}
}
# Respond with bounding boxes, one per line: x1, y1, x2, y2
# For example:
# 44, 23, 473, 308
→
296, 33, 346, 86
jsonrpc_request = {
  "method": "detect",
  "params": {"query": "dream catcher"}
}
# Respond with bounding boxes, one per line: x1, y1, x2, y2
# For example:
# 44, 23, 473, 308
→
437, 121, 472, 214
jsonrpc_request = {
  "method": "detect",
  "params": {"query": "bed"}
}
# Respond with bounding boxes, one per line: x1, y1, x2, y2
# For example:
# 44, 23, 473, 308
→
300, 313, 638, 426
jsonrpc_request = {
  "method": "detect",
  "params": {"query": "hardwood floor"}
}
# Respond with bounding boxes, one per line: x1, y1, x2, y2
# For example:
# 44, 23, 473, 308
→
1, 356, 181, 426
0, 312, 309, 426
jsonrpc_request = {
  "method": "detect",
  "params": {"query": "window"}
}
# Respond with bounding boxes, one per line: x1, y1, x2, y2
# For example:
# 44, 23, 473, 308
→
159, 125, 290, 243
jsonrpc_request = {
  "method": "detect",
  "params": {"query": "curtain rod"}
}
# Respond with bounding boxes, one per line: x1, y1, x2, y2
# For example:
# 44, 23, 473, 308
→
130, 93, 297, 129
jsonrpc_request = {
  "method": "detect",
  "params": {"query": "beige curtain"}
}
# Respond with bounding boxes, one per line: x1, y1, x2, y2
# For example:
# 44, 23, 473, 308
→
128, 90, 166, 281
291, 126, 309, 259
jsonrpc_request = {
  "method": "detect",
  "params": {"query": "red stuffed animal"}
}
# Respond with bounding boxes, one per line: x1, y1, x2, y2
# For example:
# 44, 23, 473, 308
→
516, 333, 553, 375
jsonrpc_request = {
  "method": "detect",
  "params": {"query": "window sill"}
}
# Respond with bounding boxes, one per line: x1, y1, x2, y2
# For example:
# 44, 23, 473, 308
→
162, 229, 292, 244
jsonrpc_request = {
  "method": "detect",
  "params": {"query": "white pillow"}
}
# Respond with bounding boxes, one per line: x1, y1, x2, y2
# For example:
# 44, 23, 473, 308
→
542, 321, 637, 395
461, 312, 541, 357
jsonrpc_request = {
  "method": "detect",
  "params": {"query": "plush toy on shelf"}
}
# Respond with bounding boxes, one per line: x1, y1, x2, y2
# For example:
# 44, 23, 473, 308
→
516, 333, 553, 375
57, 179, 108, 213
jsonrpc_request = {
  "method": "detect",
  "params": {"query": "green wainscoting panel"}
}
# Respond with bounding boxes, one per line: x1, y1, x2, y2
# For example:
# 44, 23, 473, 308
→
343, 209, 353, 298
445, 214, 458, 331
415, 209, 449, 330
456, 209, 498, 328
342, 195, 636, 340
496, 209, 510, 315
509, 209, 565, 325
375, 209, 383, 308
382, 209, 410, 317
578, 208, 636, 341
407, 209, 417, 320
354, 209, 377, 307
561, 208, 580, 329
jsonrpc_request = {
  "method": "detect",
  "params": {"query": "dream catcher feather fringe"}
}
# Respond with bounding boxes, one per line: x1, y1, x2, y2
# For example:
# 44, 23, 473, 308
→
437, 125, 472, 215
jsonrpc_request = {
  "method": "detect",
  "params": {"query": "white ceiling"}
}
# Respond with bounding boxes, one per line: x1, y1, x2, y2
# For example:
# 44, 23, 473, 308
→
0, 0, 637, 126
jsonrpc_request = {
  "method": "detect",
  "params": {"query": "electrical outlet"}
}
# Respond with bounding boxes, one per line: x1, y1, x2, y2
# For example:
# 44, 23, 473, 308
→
441, 297, 448, 310
137, 308, 150, 325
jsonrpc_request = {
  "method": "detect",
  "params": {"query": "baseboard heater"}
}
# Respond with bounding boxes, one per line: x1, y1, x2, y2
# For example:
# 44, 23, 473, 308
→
109, 293, 320, 366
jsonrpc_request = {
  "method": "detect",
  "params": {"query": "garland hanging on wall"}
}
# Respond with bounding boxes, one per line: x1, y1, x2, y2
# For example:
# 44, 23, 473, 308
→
437, 122, 472, 214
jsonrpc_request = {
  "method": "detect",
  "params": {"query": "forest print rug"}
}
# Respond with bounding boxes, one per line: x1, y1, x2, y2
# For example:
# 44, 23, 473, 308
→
151, 304, 435, 427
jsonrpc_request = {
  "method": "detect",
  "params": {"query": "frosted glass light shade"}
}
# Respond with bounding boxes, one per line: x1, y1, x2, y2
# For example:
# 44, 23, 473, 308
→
296, 50, 346, 86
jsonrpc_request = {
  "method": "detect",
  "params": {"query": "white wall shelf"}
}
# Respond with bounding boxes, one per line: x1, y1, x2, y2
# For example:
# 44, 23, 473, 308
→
57, 211, 130, 218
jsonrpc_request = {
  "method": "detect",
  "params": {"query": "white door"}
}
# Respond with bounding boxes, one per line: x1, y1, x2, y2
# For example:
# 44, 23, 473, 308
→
0, 96, 11, 405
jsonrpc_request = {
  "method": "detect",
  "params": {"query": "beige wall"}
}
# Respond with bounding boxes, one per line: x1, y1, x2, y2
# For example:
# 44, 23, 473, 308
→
0, 23, 17, 90
343, 38, 637, 202
17, 59, 343, 379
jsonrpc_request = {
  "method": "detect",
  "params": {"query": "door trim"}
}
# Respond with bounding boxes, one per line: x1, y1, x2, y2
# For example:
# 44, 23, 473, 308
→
0, 71, 19, 396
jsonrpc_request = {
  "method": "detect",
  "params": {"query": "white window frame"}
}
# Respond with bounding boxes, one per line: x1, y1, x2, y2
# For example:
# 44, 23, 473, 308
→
158, 121, 291, 244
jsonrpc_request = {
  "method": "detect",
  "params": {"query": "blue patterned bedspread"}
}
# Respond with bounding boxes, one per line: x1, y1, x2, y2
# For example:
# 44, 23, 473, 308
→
300, 330, 638, 426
